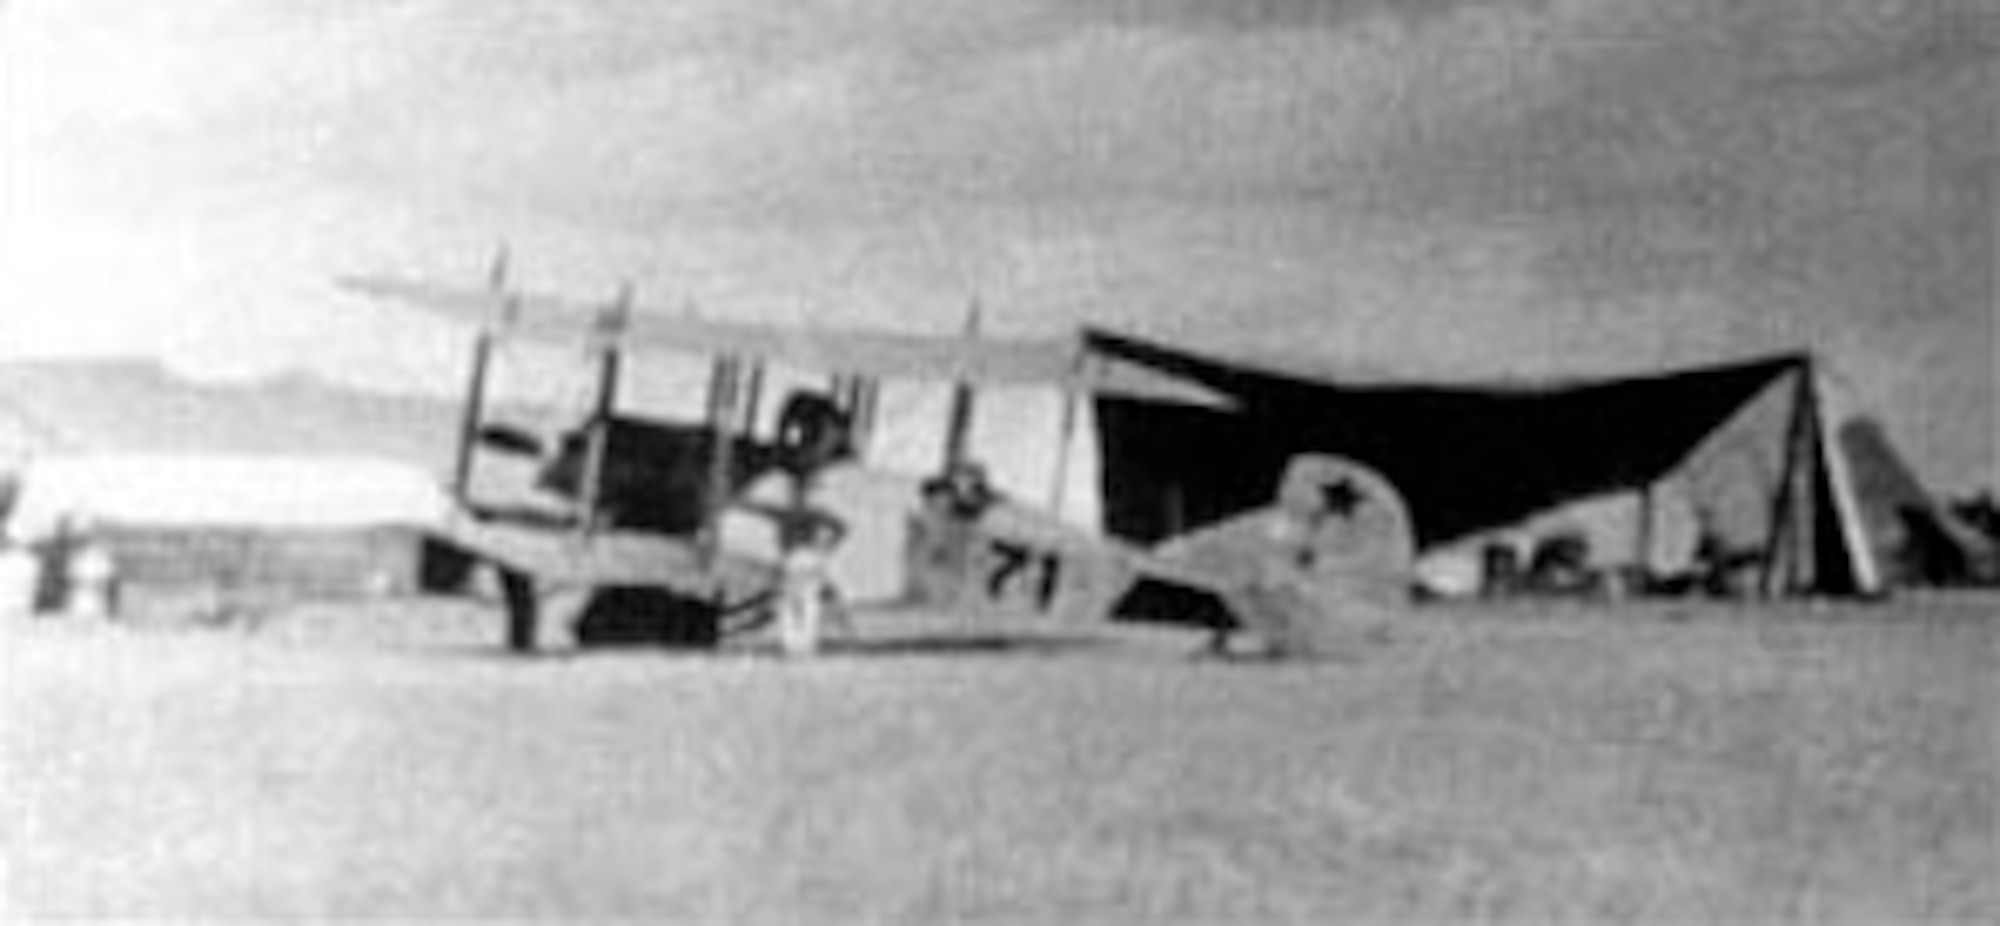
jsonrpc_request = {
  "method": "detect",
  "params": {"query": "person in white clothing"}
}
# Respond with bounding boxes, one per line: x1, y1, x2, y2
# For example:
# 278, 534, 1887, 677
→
774, 500, 847, 657
764, 391, 856, 657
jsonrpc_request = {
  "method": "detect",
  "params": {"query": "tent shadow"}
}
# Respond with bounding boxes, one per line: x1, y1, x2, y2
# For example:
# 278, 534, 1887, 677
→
387, 632, 1114, 662
825, 632, 1113, 659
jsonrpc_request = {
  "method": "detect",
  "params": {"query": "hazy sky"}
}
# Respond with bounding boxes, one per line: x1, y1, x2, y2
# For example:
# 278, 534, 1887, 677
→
1, 0, 1994, 488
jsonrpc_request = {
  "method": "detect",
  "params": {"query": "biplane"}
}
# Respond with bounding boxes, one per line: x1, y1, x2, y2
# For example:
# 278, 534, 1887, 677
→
339, 258, 1414, 657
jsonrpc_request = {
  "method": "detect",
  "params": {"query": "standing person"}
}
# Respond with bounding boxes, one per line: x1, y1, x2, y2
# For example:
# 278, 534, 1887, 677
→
773, 482, 847, 657
764, 391, 856, 656
908, 461, 996, 605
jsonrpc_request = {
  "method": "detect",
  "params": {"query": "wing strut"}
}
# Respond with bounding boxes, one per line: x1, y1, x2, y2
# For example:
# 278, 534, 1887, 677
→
450, 246, 515, 504
740, 359, 766, 436
700, 352, 744, 566
854, 375, 880, 458
576, 282, 632, 538
941, 300, 983, 473
826, 373, 879, 458
1049, 350, 1087, 515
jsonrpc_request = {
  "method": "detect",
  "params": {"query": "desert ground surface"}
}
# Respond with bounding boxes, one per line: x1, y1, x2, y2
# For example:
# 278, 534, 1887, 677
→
3, 593, 1995, 922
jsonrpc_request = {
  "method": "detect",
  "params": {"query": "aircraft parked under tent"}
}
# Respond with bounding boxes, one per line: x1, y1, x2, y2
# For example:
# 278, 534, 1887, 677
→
339, 256, 1978, 656
341, 261, 1411, 658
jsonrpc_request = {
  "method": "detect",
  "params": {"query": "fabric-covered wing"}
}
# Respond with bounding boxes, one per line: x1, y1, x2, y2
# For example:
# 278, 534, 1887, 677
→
339, 274, 1231, 407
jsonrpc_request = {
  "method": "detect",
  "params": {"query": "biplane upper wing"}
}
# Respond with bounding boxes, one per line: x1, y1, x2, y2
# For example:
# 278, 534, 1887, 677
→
340, 274, 1232, 407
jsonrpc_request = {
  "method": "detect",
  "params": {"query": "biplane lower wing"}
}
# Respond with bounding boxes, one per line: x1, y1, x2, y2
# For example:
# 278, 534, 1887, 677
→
339, 274, 1234, 408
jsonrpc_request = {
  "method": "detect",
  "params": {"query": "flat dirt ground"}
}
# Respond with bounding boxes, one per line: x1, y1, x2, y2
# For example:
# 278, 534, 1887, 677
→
3, 594, 1995, 922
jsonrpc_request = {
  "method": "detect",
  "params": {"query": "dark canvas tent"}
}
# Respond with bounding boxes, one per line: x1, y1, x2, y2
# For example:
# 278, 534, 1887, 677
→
1083, 329, 1889, 597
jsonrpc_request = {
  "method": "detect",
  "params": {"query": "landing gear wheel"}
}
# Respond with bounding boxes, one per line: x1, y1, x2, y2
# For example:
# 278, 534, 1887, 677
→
573, 587, 723, 649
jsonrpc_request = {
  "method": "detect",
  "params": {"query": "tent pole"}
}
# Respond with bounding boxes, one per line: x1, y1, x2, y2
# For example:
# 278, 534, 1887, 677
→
1759, 365, 1813, 596
1793, 371, 1826, 592
1817, 372, 1883, 593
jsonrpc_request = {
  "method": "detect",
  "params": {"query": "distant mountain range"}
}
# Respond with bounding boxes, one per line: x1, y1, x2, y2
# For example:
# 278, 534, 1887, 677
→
0, 360, 467, 470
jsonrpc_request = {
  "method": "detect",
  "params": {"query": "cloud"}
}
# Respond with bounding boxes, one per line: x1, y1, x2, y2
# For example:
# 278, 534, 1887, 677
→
315, 0, 1593, 228
1066, 0, 1559, 33
4, 0, 1992, 486
1365, 0, 1995, 334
